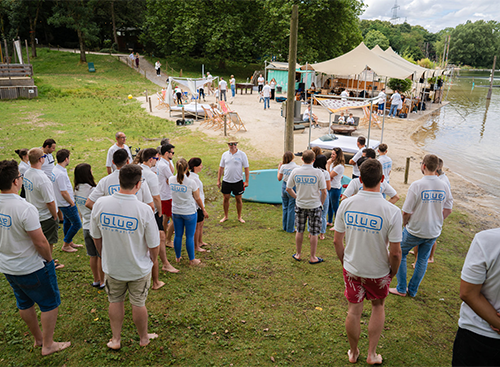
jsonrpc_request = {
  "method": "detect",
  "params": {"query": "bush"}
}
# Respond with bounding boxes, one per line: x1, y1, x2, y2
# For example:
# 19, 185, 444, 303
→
387, 78, 412, 93
418, 58, 435, 69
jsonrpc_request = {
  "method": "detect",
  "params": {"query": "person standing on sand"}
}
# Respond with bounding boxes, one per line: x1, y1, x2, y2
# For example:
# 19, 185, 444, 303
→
91, 165, 159, 350
389, 90, 401, 118
218, 140, 249, 223
230, 75, 236, 98
377, 88, 386, 116
333, 159, 402, 365
0, 160, 71, 356
219, 77, 227, 102
262, 81, 271, 110
106, 132, 132, 174
286, 150, 327, 264
257, 74, 264, 93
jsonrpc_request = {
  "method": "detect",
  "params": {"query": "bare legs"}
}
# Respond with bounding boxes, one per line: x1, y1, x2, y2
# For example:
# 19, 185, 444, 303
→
195, 221, 207, 252
220, 194, 231, 222
159, 229, 178, 273
294, 232, 319, 263
220, 194, 244, 223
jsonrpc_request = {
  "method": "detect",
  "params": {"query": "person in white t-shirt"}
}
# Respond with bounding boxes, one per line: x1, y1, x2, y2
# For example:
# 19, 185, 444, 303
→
313, 155, 331, 240
377, 144, 392, 184
333, 159, 402, 365
15, 148, 30, 198
206, 72, 213, 95
257, 74, 264, 93
91, 164, 160, 350
340, 89, 349, 101
451, 227, 500, 366
169, 159, 208, 266
377, 88, 386, 116
219, 77, 227, 102
286, 150, 327, 264
106, 132, 133, 174
157, 144, 176, 246
218, 140, 250, 223
270, 78, 276, 100
389, 90, 401, 118
326, 147, 345, 227
188, 157, 208, 252
349, 136, 366, 179
24, 148, 62, 269
303, 104, 319, 128
230, 75, 236, 98
53, 149, 83, 254
261, 81, 271, 110
278, 152, 299, 233
41, 138, 56, 179
0, 160, 71, 356
154, 60, 161, 77
390, 154, 453, 298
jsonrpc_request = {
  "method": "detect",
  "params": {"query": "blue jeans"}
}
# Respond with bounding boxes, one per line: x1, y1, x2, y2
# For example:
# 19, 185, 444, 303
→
60, 205, 82, 244
320, 196, 329, 234
327, 187, 342, 224
264, 97, 270, 109
396, 228, 436, 297
281, 182, 296, 233
389, 104, 398, 117
172, 213, 197, 260
231, 85, 235, 97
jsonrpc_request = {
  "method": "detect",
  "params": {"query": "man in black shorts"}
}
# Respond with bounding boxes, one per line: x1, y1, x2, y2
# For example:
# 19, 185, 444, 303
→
217, 140, 250, 223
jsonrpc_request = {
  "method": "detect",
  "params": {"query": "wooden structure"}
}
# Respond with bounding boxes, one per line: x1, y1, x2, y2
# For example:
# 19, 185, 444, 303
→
0, 63, 38, 99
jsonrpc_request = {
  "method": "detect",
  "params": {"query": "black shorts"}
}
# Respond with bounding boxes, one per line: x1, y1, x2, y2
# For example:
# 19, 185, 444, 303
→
221, 180, 244, 196
155, 212, 164, 231
452, 327, 500, 366
197, 208, 205, 223
40, 217, 58, 245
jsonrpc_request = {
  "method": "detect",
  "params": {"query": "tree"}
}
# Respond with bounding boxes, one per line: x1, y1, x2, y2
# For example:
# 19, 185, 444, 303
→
387, 78, 411, 93
364, 30, 389, 50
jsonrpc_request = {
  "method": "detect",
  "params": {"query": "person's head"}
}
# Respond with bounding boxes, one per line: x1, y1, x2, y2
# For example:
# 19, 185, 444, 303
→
357, 136, 366, 147
132, 149, 144, 165
220, 77, 224, 80
15, 148, 29, 161
436, 158, 444, 175
188, 157, 202, 173
56, 149, 70, 164
340, 112, 344, 116
115, 131, 126, 145
378, 143, 388, 154
119, 164, 142, 191
363, 148, 376, 159
112, 148, 129, 169
349, 113, 353, 117
42, 138, 56, 153
359, 159, 383, 189
74, 163, 97, 189
282, 151, 294, 165
259, 74, 262, 77
161, 144, 175, 158
0, 160, 22, 192
311, 82, 315, 87
227, 140, 238, 152
28, 147, 44, 166
422, 154, 439, 174
176, 158, 189, 184
302, 150, 315, 164
332, 147, 345, 166
160, 138, 170, 146
395, 90, 399, 94
142, 148, 159, 166
231, 75, 234, 78
313, 154, 327, 170
311, 146, 322, 157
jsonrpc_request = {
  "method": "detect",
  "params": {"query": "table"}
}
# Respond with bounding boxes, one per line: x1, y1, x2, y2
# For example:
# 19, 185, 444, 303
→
236, 83, 253, 94
329, 125, 356, 136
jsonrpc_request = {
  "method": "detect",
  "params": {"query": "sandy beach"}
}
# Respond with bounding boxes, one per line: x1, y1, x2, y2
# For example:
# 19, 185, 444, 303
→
138, 91, 500, 230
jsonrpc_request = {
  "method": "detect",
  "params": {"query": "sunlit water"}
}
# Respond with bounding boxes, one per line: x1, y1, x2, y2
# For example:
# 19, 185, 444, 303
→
412, 71, 500, 212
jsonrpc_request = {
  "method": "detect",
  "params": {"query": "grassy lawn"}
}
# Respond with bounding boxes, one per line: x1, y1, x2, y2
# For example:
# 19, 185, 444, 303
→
0, 49, 475, 366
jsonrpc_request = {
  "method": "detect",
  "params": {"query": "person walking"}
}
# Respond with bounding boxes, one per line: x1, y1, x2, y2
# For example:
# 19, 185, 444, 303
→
277, 151, 298, 233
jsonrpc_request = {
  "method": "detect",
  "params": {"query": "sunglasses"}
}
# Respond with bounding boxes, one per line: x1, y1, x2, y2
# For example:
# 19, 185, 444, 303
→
152, 157, 159, 160
169, 151, 175, 155
41, 154, 47, 159
228, 143, 237, 146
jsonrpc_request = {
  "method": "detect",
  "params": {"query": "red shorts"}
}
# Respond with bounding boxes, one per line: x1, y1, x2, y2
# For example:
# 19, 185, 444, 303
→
161, 199, 172, 218
343, 268, 391, 303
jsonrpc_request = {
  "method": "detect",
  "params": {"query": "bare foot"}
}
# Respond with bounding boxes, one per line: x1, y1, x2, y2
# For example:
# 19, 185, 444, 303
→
238, 217, 245, 223
348, 348, 360, 363
389, 288, 407, 297
165, 241, 174, 248
34, 340, 42, 348
152, 281, 165, 290
176, 257, 182, 263
428, 257, 434, 263
195, 247, 207, 252
367, 353, 383, 365
220, 217, 228, 223
411, 262, 415, 269
319, 234, 325, 240
61, 246, 77, 253
55, 263, 65, 270
70, 243, 83, 248
200, 242, 208, 247
42, 341, 71, 356
409, 250, 415, 255
107, 339, 121, 350
190, 259, 202, 266
329, 227, 336, 231
140, 333, 158, 347
162, 264, 179, 273
326, 222, 332, 226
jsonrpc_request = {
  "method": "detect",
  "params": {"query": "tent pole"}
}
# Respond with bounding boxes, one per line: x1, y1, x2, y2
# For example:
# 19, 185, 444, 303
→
305, 62, 308, 103
409, 72, 415, 117
419, 71, 426, 114
356, 73, 360, 95
367, 99, 373, 147
308, 96, 313, 149
363, 66, 368, 96
381, 77, 387, 143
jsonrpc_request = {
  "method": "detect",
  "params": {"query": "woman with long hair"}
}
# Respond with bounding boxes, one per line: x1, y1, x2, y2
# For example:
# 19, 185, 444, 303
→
188, 157, 208, 252
313, 155, 331, 240
327, 147, 345, 228
74, 163, 104, 288
169, 158, 208, 266
277, 151, 298, 233
15, 148, 29, 198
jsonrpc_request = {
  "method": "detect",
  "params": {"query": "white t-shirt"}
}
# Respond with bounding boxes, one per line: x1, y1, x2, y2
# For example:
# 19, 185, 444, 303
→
303, 108, 313, 121
230, 78, 236, 86
219, 80, 227, 91
88, 170, 153, 205
402, 175, 453, 239
23, 168, 57, 221
75, 184, 94, 230
439, 173, 451, 189
378, 155, 392, 183
262, 85, 271, 98
351, 147, 365, 176
90, 193, 159, 281
346, 116, 355, 125
0, 194, 45, 276
391, 92, 401, 106
287, 164, 327, 209
343, 178, 397, 199
52, 164, 74, 207
157, 157, 173, 200
270, 81, 276, 89
279, 162, 299, 183
330, 164, 345, 189
220, 150, 249, 183
19, 161, 30, 176
334, 191, 403, 278
458, 228, 500, 339
168, 175, 198, 215
140, 164, 160, 197
105, 144, 133, 172
41, 152, 55, 179
155, 61, 161, 70
377, 91, 386, 105
341, 90, 349, 100
258, 76, 264, 85
189, 172, 205, 208
207, 74, 213, 82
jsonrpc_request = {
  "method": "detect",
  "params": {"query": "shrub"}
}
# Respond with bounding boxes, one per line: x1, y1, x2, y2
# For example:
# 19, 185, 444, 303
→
387, 78, 412, 93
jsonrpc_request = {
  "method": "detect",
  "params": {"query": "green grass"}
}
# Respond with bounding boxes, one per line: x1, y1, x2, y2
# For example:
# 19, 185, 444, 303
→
0, 49, 478, 366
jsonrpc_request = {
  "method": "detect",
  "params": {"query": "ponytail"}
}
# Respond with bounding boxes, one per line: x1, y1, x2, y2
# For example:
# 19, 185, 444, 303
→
176, 158, 189, 184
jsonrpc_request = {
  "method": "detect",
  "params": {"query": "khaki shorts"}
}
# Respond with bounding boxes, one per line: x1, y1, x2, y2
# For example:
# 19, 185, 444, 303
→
105, 272, 151, 307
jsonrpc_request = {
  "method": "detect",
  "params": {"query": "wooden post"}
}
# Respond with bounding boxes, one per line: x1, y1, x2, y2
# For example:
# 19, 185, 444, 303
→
145, 89, 148, 105
148, 97, 152, 112
285, 4, 299, 153
25, 39, 30, 65
404, 157, 410, 184
0, 41, 3, 63
486, 56, 496, 100
224, 114, 227, 136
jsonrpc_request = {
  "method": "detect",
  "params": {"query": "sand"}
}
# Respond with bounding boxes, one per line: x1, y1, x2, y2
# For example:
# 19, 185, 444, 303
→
138, 91, 500, 230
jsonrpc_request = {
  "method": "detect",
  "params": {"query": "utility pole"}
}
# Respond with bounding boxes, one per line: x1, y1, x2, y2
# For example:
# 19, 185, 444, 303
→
284, 4, 298, 153
444, 35, 451, 69
486, 55, 497, 100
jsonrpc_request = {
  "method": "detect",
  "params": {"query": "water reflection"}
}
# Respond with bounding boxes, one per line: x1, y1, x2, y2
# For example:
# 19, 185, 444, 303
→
480, 99, 490, 140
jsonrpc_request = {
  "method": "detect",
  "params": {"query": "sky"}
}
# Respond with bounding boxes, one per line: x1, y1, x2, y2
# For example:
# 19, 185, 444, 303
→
361, 0, 500, 33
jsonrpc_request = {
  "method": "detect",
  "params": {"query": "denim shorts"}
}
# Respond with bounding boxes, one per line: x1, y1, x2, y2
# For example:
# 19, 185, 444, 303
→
4, 260, 61, 312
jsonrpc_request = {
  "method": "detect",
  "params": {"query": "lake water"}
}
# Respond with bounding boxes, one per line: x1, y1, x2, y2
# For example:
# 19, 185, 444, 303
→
412, 70, 500, 212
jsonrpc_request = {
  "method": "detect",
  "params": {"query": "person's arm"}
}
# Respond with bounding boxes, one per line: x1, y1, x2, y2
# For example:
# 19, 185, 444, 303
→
60, 190, 75, 207
443, 208, 452, 220
147, 202, 155, 212
402, 211, 412, 227
340, 194, 347, 201
244, 167, 250, 188
286, 187, 297, 199
388, 241, 402, 277
217, 166, 224, 189
46, 201, 57, 220
277, 163, 283, 181
85, 198, 94, 210
320, 188, 327, 205
27, 228, 52, 262
94, 237, 102, 256
333, 231, 345, 266
326, 179, 331, 191
388, 194, 400, 205
349, 158, 355, 165
106, 166, 112, 175
153, 195, 162, 216
193, 189, 209, 218
460, 280, 500, 333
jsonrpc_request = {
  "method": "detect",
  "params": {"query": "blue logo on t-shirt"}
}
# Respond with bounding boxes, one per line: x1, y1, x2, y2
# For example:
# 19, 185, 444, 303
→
421, 190, 445, 202
170, 184, 187, 193
345, 211, 383, 231
100, 213, 138, 231
50, 172, 56, 183
108, 185, 120, 195
295, 175, 317, 185
23, 178, 33, 192
75, 195, 87, 206
0, 213, 12, 228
